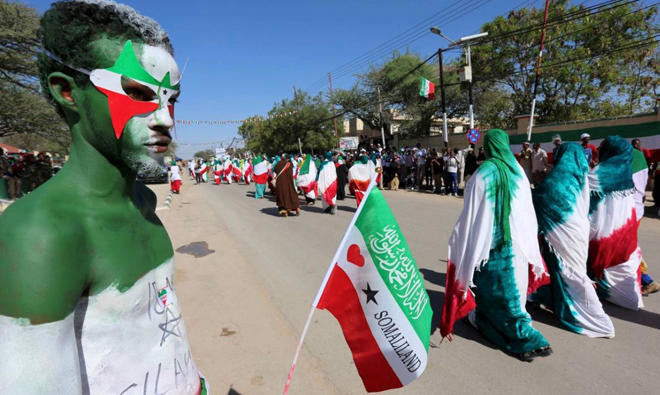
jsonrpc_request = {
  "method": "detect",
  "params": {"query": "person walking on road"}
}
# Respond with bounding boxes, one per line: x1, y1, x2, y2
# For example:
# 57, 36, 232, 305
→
440, 129, 551, 362
274, 154, 299, 216
530, 143, 614, 337
169, 160, 182, 194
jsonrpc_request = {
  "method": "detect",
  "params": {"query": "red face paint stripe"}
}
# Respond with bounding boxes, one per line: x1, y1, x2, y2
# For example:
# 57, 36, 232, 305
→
317, 265, 403, 392
97, 87, 160, 139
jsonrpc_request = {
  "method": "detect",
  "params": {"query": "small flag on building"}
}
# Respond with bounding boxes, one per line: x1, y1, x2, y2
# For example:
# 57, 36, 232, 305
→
314, 183, 432, 392
419, 77, 435, 100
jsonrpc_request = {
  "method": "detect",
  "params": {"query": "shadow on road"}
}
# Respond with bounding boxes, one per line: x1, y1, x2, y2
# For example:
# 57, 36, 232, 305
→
227, 387, 241, 395
259, 207, 283, 217
603, 302, 660, 330
299, 204, 325, 214
420, 268, 446, 287
245, 191, 275, 202
336, 205, 356, 213
426, 289, 502, 353
525, 303, 569, 332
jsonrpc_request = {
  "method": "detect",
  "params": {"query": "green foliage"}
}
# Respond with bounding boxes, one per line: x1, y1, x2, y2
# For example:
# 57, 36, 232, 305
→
0, 1, 69, 151
471, 0, 659, 124
193, 149, 215, 159
0, 0, 39, 91
239, 90, 340, 155
333, 53, 450, 137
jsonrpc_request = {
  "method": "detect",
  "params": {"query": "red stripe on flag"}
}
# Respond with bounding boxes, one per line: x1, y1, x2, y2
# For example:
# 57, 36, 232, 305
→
588, 210, 639, 279
440, 261, 476, 338
253, 173, 268, 184
317, 265, 403, 392
322, 179, 338, 206
299, 181, 318, 197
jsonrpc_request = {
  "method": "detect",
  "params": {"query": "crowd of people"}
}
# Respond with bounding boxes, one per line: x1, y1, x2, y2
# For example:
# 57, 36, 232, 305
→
169, 130, 658, 362
0, 148, 56, 200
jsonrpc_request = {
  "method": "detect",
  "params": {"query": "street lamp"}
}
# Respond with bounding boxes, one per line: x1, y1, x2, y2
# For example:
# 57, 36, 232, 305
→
429, 27, 450, 146
430, 27, 488, 131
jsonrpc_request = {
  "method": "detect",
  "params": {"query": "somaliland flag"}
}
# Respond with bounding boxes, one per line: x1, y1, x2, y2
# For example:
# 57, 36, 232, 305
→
419, 77, 435, 100
253, 156, 269, 184
314, 183, 432, 392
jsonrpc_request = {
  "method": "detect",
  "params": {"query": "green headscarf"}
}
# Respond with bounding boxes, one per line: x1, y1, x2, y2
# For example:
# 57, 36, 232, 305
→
482, 129, 521, 249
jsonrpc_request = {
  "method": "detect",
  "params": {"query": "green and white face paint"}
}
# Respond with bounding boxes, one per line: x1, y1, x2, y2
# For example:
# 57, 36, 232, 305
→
89, 40, 180, 175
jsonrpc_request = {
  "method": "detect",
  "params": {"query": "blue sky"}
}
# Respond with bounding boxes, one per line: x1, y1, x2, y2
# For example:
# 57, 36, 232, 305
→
28, 0, 556, 158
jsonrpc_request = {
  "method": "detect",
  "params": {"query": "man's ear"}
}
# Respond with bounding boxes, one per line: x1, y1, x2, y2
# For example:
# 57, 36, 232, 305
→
48, 72, 78, 111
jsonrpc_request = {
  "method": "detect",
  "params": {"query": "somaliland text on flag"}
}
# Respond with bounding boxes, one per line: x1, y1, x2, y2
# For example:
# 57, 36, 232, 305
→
285, 179, 432, 393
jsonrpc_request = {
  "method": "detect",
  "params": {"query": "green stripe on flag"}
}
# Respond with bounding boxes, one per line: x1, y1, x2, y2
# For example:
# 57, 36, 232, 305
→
632, 148, 647, 173
355, 188, 432, 348
299, 155, 311, 175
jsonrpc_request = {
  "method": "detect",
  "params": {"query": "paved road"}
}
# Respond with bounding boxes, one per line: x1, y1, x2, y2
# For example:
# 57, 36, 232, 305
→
154, 180, 660, 395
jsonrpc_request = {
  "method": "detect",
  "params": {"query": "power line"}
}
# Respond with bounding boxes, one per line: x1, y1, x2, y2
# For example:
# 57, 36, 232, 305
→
305, 0, 495, 92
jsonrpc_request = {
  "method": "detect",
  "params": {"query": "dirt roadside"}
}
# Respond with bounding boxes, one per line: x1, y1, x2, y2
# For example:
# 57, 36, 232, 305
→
150, 181, 338, 395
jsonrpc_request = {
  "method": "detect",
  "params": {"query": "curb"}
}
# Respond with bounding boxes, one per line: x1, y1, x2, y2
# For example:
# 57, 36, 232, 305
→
156, 190, 174, 211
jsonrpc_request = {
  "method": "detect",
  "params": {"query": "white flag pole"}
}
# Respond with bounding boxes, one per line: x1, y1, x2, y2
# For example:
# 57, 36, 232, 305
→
282, 176, 379, 395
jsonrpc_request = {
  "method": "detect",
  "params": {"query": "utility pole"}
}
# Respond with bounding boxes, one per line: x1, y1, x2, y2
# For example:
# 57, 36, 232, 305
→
438, 48, 448, 146
377, 87, 386, 148
466, 42, 474, 129
328, 72, 338, 138
430, 27, 487, 137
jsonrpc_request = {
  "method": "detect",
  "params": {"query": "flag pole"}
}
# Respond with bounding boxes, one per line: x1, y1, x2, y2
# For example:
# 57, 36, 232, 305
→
526, 0, 551, 141
282, 177, 379, 395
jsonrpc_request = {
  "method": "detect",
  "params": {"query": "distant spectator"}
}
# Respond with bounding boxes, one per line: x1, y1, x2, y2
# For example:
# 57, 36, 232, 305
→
476, 146, 486, 166
580, 133, 598, 168
431, 152, 444, 194
531, 142, 549, 186
552, 134, 562, 161
464, 147, 478, 183
519, 141, 533, 182
446, 150, 458, 196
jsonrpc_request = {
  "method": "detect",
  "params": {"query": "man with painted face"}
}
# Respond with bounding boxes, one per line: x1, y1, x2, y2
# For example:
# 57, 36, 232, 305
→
0, 1, 206, 393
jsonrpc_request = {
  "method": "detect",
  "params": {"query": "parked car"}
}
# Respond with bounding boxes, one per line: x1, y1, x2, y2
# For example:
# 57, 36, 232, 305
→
137, 166, 168, 184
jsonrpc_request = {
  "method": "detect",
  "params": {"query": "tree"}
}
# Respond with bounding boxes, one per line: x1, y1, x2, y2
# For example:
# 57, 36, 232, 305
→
0, 1, 70, 151
470, 0, 659, 125
193, 149, 214, 159
332, 53, 468, 138
238, 90, 340, 155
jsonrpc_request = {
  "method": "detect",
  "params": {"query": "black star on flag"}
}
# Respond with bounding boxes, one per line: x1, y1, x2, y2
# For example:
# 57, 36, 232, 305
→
362, 283, 379, 305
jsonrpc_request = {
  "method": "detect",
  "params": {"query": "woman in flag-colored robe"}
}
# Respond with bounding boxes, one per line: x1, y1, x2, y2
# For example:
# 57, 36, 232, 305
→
588, 136, 643, 310
243, 158, 252, 185
348, 155, 372, 207
297, 154, 318, 205
633, 147, 658, 294
252, 155, 269, 199
441, 129, 551, 361
199, 160, 209, 183
213, 159, 222, 185
231, 159, 243, 183
530, 143, 614, 338
268, 156, 278, 194
274, 154, 299, 216
317, 151, 338, 214
223, 157, 233, 184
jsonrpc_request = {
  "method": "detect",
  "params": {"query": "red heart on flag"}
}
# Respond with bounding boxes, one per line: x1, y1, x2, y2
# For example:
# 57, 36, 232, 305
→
347, 244, 365, 267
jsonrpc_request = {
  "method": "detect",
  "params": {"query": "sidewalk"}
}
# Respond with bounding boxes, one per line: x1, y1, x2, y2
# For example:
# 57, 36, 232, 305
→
149, 180, 338, 395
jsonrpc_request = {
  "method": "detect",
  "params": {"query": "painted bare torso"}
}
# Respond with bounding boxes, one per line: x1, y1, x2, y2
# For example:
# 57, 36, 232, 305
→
0, 175, 200, 393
